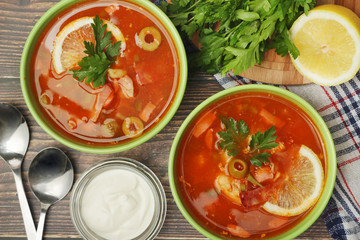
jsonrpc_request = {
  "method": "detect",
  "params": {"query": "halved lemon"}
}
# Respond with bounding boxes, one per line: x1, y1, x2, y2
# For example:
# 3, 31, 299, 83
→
262, 145, 324, 217
52, 17, 125, 74
290, 5, 360, 86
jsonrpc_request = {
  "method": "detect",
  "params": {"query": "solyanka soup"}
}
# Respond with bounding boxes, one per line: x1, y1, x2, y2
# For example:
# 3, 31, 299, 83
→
29, 0, 181, 146
174, 90, 327, 239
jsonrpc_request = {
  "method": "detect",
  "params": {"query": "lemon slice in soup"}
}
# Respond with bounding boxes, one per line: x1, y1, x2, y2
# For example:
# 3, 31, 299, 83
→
263, 145, 324, 217
52, 17, 125, 74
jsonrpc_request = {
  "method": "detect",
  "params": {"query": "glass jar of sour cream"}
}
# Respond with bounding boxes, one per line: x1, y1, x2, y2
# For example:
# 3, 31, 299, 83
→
70, 158, 166, 240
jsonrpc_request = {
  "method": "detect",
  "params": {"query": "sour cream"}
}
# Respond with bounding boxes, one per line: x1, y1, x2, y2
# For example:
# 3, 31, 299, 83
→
80, 169, 155, 240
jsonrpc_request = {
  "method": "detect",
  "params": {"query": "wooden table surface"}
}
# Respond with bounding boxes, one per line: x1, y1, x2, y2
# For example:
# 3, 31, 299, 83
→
0, 0, 332, 239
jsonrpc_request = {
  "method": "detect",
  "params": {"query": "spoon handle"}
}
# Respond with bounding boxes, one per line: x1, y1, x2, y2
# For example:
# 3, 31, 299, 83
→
13, 167, 37, 240
36, 203, 50, 240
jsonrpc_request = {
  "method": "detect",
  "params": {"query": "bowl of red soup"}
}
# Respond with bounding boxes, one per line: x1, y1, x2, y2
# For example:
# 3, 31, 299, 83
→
20, 0, 187, 153
169, 85, 336, 239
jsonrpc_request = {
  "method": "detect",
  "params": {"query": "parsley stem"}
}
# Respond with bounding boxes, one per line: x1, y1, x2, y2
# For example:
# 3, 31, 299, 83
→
247, 174, 264, 188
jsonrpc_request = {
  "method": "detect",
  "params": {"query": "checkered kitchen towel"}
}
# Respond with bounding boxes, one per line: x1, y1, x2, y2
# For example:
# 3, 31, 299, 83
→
215, 72, 360, 240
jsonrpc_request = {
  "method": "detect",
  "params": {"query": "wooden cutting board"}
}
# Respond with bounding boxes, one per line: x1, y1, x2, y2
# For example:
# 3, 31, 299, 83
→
241, 0, 360, 85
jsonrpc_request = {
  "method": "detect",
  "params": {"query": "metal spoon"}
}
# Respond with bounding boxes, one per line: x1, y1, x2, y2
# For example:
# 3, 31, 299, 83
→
28, 147, 74, 240
0, 103, 36, 239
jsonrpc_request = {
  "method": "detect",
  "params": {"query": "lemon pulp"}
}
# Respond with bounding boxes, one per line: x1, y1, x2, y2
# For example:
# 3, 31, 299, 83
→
290, 5, 360, 86
52, 17, 125, 74
263, 145, 324, 217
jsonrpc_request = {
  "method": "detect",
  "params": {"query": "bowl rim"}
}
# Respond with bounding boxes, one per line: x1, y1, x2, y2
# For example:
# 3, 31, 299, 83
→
20, 0, 187, 153
168, 84, 336, 240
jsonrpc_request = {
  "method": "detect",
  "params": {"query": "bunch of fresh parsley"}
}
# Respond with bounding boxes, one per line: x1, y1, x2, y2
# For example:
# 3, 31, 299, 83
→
71, 16, 122, 88
218, 116, 278, 167
161, 0, 316, 76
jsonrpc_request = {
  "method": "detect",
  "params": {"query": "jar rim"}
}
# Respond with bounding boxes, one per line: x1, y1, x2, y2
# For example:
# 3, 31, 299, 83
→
70, 157, 167, 240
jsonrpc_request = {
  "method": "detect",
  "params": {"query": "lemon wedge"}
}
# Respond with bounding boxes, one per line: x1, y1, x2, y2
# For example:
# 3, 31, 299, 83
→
262, 145, 324, 217
52, 17, 125, 74
290, 5, 360, 86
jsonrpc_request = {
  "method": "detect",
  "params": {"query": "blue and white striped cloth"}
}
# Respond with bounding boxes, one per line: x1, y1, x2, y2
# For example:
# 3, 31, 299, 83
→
214, 72, 360, 240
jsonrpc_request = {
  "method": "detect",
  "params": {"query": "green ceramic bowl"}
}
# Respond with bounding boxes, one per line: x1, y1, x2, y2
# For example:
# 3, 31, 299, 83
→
169, 85, 336, 240
20, 0, 187, 153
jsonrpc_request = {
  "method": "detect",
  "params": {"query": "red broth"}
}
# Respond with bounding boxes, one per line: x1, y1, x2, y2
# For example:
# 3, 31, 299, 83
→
30, 0, 179, 144
176, 92, 326, 239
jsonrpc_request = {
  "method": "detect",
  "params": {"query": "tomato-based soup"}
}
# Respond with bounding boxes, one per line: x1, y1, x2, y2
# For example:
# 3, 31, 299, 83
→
176, 92, 326, 239
31, 0, 179, 144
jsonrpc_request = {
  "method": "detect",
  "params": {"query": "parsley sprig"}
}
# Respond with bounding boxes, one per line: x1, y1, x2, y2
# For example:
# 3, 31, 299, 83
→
218, 116, 249, 157
218, 116, 278, 167
161, 0, 315, 76
71, 16, 121, 88
249, 126, 278, 166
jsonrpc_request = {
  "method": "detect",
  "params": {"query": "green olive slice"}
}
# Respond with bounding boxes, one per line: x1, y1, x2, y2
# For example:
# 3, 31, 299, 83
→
228, 159, 249, 179
137, 26, 162, 51
122, 116, 144, 138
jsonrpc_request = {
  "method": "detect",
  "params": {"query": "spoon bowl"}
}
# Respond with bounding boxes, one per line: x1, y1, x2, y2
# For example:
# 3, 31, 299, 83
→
0, 103, 29, 162
0, 102, 36, 239
29, 147, 74, 240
